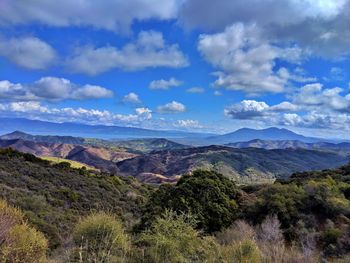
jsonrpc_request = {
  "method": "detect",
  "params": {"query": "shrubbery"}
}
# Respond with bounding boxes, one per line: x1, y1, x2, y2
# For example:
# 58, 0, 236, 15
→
0, 200, 48, 263
0, 149, 349, 262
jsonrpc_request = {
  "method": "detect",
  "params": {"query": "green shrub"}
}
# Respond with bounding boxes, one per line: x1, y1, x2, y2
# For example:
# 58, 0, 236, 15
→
139, 210, 219, 263
1, 223, 48, 263
0, 199, 24, 243
72, 212, 130, 262
220, 239, 262, 263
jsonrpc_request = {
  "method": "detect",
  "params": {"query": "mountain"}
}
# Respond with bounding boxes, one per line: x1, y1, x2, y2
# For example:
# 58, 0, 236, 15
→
207, 127, 322, 144
0, 118, 215, 139
110, 138, 188, 153
0, 131, 189, 153
116, 145, 349, 183
0, 130, 85, 144
226, 139, 350, 153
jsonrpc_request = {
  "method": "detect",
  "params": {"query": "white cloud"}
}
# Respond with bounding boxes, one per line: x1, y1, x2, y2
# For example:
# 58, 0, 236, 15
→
180, 0, 350, 57
224, 100, 270, 119
292, 83, 350, 112
224, 82, 350, 131
198, 23, 305, 95
0, 77, 113, 101
123, 92, 141, 104
66, 31, 188, 75
149, 77, 183, 90
0, 36, 56, 70
157, 101, 186, 114
175, 119, 202, 129
213, 90, 222, 96
186, 87, 204, 93
0, 101, 152, 126
0, 0, 180, 33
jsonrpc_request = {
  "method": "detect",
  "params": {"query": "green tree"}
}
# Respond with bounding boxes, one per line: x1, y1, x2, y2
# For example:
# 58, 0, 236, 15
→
141, 170, 238, 233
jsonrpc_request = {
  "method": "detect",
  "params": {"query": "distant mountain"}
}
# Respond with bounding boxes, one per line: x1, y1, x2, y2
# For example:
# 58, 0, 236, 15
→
0, 131, 85, 144
111, 138, 188, 153
0, 131, 188, 153
226, 139, 350, 152
0, 118, 215, 139
207, 127, 322, 144
116, 145, 349, 183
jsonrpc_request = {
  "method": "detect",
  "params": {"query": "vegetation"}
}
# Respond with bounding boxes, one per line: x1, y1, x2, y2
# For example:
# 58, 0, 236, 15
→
0, 200, 48, 263
0, 148, 349, 262
40, 156, 98, 170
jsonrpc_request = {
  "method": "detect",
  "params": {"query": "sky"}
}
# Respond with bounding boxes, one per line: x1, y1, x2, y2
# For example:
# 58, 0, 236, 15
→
0, 0, 350, 139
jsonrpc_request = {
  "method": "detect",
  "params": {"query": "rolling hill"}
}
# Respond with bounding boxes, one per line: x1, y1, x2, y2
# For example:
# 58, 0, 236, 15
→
116, 145, 350, 183
0, 138, 135, 172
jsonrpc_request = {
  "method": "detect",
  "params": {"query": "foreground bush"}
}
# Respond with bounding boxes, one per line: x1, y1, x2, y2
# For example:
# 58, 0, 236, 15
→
1, 224, 48, 263
0, 199, 48, 263
72, 212, 130, 262
138, 210, 219, 263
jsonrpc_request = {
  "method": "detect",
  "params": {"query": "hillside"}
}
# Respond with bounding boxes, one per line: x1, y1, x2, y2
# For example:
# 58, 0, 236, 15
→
1, 131, 188, 153
117, 145, 350, 183
0, 130, 85, 144
0, 148, 151, 249
0, 138, 136, 172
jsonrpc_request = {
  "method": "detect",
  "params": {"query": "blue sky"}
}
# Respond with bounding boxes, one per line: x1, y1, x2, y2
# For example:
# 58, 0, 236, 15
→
0, 0, 350, 138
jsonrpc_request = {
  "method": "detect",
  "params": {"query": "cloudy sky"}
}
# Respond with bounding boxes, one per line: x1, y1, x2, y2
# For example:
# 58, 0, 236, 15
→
0, 0, 350, 138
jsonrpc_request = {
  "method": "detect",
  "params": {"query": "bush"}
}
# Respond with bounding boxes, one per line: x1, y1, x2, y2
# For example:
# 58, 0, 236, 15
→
0, 199, 24, 243
72, 212, 130, 262
1, 223, 48, 263
220, 239, 262, 263
138, 210, 219, 263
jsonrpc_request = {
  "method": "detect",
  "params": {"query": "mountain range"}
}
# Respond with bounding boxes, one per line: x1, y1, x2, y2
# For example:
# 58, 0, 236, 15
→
0, 118, 214, 139
226, 139, 350, 152
0, 118, 332, 144
116, 145, 349, 183
1, 125, 349, 184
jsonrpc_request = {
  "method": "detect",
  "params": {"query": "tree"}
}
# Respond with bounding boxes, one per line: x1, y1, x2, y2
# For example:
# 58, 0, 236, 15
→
141, 170, 239, 233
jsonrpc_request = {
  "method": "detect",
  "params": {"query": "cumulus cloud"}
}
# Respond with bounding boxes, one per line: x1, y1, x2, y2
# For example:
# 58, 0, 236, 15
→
186, 87, 204, 93
0, 0, 180, 33
180, 0, 350, 57
175, 119, 202, 129
224, 83, 350, 131
0, 77, 113, 101
0, 101, 152, 126
157, 101, 186, 114
123, 92, 141, 104
66, 31, 188, 75
149, 77, 183, 90
198, 23, 306, 94
0, 36, 56, 70
292, 83, 350, 112
224, 100, 270, 119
